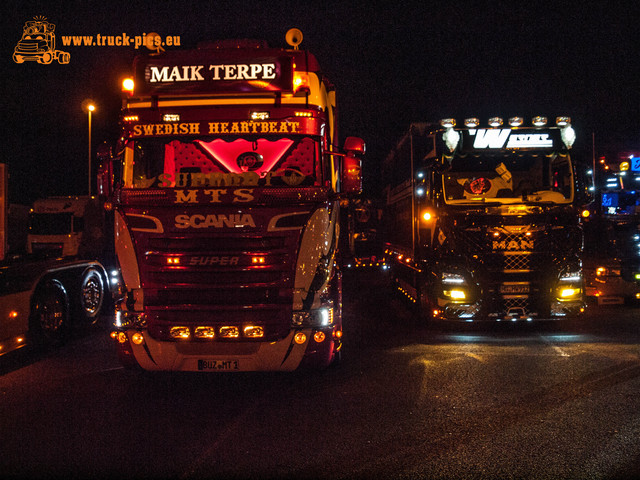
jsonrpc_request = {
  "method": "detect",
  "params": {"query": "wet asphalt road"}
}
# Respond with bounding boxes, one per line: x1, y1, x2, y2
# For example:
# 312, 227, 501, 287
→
2, 269, 640, 479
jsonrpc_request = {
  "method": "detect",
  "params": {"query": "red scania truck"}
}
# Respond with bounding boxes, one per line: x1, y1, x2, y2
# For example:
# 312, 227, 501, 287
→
383, 117, 589, 322
100, 29, 364, 371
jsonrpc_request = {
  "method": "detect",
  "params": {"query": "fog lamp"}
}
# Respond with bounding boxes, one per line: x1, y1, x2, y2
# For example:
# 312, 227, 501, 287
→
314, 331, 326, 343
117, 332, 127, 344
131, 332, 144, 345
294, 332, 307, 344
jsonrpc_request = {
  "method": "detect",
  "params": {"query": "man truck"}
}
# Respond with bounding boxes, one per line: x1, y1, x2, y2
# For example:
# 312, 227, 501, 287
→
383, 117, 588, 322
100, 29, 365, 371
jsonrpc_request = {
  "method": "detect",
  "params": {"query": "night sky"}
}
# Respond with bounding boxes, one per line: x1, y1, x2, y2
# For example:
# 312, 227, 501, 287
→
2, 0, 639, 205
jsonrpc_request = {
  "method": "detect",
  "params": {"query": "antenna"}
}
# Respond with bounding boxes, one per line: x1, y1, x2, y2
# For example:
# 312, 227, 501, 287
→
285, 28, 303, 49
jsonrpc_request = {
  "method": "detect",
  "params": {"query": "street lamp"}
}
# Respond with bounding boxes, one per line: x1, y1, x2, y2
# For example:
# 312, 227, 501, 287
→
83, 100, 96, 196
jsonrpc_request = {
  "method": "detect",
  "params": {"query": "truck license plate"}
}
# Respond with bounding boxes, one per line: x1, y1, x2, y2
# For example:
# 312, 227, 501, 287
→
198, 359, 240, 371
500, 284, 530, 294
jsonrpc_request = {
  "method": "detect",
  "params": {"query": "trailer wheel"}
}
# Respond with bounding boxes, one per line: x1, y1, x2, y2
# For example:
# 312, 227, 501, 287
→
31, 280, 69, 346
79, 267, 105, 323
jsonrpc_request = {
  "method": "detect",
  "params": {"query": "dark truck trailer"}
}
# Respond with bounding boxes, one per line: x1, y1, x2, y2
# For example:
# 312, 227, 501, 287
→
383, 117, 590, 322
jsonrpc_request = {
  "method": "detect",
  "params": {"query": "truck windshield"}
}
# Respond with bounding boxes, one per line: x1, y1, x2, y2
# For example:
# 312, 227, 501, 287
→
123, 136, 321, 188
29, 213, 73, 235
442, 152, 574, 205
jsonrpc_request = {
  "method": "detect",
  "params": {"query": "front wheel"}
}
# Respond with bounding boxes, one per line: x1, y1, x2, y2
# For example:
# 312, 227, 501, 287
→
31, 280, 69, 346
79, 268, 105, 324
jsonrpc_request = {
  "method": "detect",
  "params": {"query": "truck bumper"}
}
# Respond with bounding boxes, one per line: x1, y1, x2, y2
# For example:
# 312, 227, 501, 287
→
114, 327, 339, 372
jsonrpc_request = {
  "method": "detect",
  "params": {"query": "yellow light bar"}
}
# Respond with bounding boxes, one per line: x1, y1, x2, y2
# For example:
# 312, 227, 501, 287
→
294, 111, 313, 117
251, 111, 269, 120
123, 115, 139, 122
163, 114, 180, 122
167, 257, 180, 265
252, 256, 266, 264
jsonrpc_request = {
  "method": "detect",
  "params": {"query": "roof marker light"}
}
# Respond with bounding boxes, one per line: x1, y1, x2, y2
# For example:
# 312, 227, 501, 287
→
464, 118, 480, 128
532, 116, 548, 126
556, 116, 571, 127
488, 117, 503, 127
440, 118, 456, 128
508, 117, 524, 126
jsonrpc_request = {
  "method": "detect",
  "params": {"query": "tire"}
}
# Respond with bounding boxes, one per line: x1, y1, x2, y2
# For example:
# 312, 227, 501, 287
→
79, 268, 105, 323
31, 280, 69, 346
37, 52, 53, 64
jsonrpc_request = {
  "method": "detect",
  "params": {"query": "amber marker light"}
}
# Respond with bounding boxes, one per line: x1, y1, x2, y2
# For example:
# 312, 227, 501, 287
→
581, 209, 590, 218
122, 77, 134, 94
194, 326, 216, 339
219, 326, 240, 338
9, 311, 18, 319
294, 332, 307, 344
314, 331, 326, 343
167, 257, 180, 265
292, 71, 310, 93
170, 326, 191, 339
244, 326, 264, 338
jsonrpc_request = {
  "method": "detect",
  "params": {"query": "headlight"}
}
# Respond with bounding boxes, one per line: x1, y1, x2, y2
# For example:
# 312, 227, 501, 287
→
292, 307, 334, 328
444, 289, 467, 300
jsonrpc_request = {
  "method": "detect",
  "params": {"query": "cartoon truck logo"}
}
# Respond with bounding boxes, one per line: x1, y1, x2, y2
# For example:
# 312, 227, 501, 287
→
13, 16, 70, 65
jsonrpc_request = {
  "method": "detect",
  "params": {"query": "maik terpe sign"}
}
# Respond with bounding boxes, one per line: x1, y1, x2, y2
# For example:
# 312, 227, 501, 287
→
137, 55, 294, 94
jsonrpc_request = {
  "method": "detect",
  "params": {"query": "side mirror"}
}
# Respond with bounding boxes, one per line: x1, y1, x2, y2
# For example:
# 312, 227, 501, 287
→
344, 136, 365, 155
96, 142, 113, 197
341, 137, 365, 195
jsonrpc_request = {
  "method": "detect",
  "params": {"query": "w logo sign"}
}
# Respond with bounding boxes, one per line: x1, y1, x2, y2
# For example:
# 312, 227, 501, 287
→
470, 129, 510, 149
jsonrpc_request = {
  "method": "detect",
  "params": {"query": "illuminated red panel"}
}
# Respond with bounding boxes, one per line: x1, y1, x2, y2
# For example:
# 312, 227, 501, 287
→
196, 139, 294, 174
